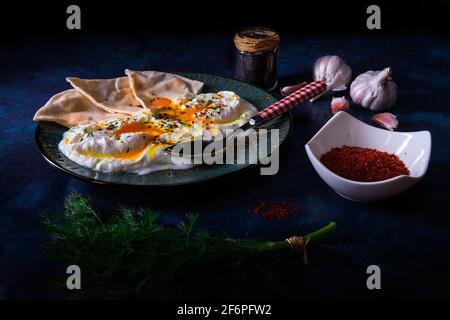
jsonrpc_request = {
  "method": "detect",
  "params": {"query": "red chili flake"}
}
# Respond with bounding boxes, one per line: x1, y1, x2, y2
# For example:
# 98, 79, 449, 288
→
320, 145, 410, 182
253, 201, 299, 221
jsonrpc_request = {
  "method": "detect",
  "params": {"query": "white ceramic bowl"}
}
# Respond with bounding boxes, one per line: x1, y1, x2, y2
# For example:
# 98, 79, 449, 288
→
305, 111, 431, 202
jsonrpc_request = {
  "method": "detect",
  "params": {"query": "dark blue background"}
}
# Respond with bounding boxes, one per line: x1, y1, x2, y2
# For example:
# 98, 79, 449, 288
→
1, 29, 450, 299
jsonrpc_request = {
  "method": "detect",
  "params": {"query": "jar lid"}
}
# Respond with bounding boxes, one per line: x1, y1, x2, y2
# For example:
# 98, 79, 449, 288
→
234, 27, 280, 53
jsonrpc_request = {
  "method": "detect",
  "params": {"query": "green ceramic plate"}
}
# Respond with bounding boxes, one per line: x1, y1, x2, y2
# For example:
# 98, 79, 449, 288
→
35, 73, 292, 186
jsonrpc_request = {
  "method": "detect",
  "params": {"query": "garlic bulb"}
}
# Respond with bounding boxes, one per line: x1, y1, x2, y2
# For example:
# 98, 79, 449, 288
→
350, 67, 398, 111
313, 55, 352, 92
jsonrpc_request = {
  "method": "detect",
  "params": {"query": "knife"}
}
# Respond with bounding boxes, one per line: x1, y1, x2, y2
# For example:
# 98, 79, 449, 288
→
166, 80, 327, 157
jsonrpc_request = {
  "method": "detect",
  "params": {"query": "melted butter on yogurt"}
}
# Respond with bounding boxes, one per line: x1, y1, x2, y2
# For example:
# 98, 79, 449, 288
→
59, 91, 258, 174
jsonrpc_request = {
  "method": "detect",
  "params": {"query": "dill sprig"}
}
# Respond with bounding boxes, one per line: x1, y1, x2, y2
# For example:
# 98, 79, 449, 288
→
42, 193, 335, 299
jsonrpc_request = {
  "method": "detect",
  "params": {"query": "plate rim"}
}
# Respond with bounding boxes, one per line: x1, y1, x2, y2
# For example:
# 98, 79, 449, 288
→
34, 72, 293, 187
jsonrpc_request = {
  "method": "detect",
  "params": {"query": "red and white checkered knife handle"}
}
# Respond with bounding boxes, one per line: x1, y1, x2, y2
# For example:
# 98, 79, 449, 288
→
258, 80, 327, 120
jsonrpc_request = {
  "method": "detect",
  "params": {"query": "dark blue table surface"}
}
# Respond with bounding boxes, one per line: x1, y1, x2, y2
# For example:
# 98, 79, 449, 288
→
1, 32, 449, 299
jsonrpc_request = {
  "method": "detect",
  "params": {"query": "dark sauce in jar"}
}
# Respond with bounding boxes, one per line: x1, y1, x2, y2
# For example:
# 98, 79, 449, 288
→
234, 27, 280, 91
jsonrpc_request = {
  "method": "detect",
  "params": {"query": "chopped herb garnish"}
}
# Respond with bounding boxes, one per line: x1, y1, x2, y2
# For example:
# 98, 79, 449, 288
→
106, 123, 117, 130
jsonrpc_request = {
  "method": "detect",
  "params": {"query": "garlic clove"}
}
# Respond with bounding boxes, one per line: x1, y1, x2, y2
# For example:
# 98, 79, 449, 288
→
371, 112, 398, 131
280, 82, 307, 96
331, 96, 350, 114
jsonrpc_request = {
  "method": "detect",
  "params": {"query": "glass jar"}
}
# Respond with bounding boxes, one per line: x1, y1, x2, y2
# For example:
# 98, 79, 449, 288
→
234, 27, 280, 91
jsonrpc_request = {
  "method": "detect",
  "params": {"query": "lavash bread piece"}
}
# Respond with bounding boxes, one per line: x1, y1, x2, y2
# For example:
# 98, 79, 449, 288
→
34, 71, 205, 127
33, 89, 127, 128
125, 69, 204, 108
66, 76, 143, 115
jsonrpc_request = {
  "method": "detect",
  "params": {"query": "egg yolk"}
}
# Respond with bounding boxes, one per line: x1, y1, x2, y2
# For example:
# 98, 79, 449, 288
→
113, 122, 163, 140
151, 97, 172, 107
80, 142, 152, 161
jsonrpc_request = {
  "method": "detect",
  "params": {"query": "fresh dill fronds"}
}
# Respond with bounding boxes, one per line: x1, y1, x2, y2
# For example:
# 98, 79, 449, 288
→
42, 193, 335, 299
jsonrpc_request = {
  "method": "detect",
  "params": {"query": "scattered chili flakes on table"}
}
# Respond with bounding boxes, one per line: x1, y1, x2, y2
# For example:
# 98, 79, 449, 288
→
253, 201, 299, 221
320, 145, 410, 182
